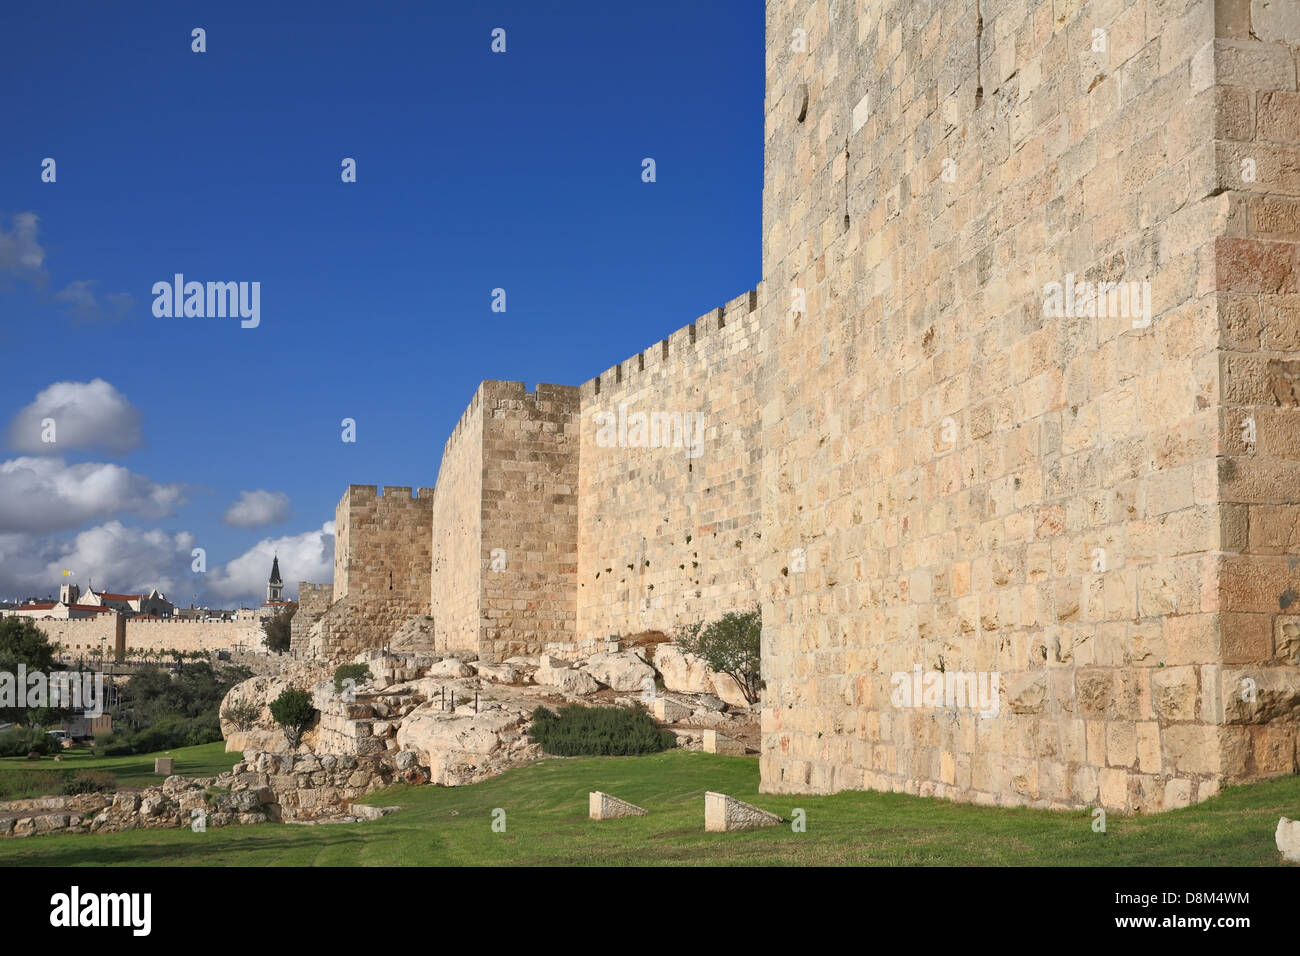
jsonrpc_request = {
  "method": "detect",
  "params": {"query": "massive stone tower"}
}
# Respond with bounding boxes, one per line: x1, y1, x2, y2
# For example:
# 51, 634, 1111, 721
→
757, 0, 1300, 811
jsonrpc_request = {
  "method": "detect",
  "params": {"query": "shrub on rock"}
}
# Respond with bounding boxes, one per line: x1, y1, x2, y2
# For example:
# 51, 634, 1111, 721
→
527, 704, 676, 756
268, 687, 316, 749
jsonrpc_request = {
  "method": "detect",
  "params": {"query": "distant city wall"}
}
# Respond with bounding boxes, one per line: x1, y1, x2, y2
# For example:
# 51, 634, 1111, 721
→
37, 617, 266, 655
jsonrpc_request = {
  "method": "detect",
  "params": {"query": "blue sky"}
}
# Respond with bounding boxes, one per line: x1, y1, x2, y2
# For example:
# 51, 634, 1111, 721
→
0, 1, 762, 607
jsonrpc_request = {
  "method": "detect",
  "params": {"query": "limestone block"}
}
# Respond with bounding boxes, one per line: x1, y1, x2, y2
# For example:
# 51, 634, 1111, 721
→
535, 661, 599, 695
589, 791, 648, 820
650, 697, 691, 722
581, 652, 655, 692
1277, 817, 1300, 863
653, 644, 715, 694
427, 658, 473, 678
704, 791, 782, 832
349, 804, 399, 821
154, 757, 174, 776
703, 730, 746, 755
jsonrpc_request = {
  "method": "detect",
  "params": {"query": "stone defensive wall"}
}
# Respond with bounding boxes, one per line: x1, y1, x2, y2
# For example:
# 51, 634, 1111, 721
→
575, 286, 770, 640
305, 0, 1300, 813
300, 486, 433, 659
290, 581, 333, 651
478, 382, 581, 661
757, 0, 1300, 812
37, 617, 266, 655
429, 385, 486, 656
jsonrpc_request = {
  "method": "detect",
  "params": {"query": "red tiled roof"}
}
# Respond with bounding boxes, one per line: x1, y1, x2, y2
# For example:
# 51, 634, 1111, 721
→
17, 603, 56, 610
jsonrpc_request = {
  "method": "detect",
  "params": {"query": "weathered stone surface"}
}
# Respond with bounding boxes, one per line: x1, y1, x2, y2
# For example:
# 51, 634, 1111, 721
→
702, 730, 746, 755
653, 645, 715, 694
473, 662, 522, 684
350, 804, 399, 821
426, 658, 473, 679
589, 791, 648, 820
154, 757, 174, 775
535, 659, 600, 695
581, 651, 655, 692
650, 697, 692, 722
1277, 816, 1300, 862
704, 792, 782, 832
395, 701, 540, 785
284, 0, 1300, 819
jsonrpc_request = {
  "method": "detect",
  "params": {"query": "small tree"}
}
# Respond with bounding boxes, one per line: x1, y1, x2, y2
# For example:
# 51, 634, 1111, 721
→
676, 608, 763, 706
333, 663, 373, 695
262, 604, 297, 654
220, 699, 263, 732
268, 687, 315, 749
0, 617, 69, 726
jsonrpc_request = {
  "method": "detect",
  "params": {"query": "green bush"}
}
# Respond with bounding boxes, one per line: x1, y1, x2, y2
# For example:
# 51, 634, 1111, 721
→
527, 704, 676, 756
127, 712, 220, 753
333, 663, 373, 694
91, 732, 134, 757
269, 687, 316, 748
59, 770, 117, 795
0, 726, 61, 757
220, 699, 262, 731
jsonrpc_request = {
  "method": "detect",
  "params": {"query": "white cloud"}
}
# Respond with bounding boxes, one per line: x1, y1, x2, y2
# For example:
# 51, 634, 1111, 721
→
0, 212, 45, 276
0, 521, 334, 609
223, 490, 291, 528
7, 379, 144, 455
0, 522, 195, 603
54, 280, 135, 320
0, 457, 185, 533
206, 521, 335, 605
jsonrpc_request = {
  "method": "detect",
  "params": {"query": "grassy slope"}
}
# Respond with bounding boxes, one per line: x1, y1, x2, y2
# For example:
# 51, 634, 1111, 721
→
0, 741, 236, 791
0, 749, 1296, 866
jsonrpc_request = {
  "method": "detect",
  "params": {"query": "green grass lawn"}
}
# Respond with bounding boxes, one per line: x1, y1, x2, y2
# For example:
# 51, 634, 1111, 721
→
0, 741, 238, 799
0, 749, 1296, 866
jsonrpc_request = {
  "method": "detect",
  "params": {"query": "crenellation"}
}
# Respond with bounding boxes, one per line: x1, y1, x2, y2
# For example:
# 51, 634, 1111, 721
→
312, 0, 1299, 813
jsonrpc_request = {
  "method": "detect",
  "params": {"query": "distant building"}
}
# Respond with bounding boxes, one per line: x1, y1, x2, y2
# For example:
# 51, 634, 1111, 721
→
76, 584, 173, 618
3, 600, 115, 621
266, 554, 284, 604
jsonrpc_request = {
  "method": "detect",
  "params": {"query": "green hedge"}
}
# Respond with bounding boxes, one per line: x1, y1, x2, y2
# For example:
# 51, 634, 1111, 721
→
0, 726, 61, 757
527, 704, 677, 756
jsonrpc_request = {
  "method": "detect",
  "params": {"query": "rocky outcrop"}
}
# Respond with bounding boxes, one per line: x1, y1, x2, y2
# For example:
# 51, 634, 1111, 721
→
581, 650, 655, 692
0, 774, 275, 838
535, 656, 600, 695
395, 700, 540, 785
228, 749, 425, 822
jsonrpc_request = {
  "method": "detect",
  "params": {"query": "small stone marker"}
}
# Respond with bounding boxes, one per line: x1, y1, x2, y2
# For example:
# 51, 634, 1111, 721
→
705, 791, 782, 832
1277, 817, 1300, 863
589, 791, 648, 820
154, 757, 174, 775
702, 730, 746, 754
650, 697, 691, 722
